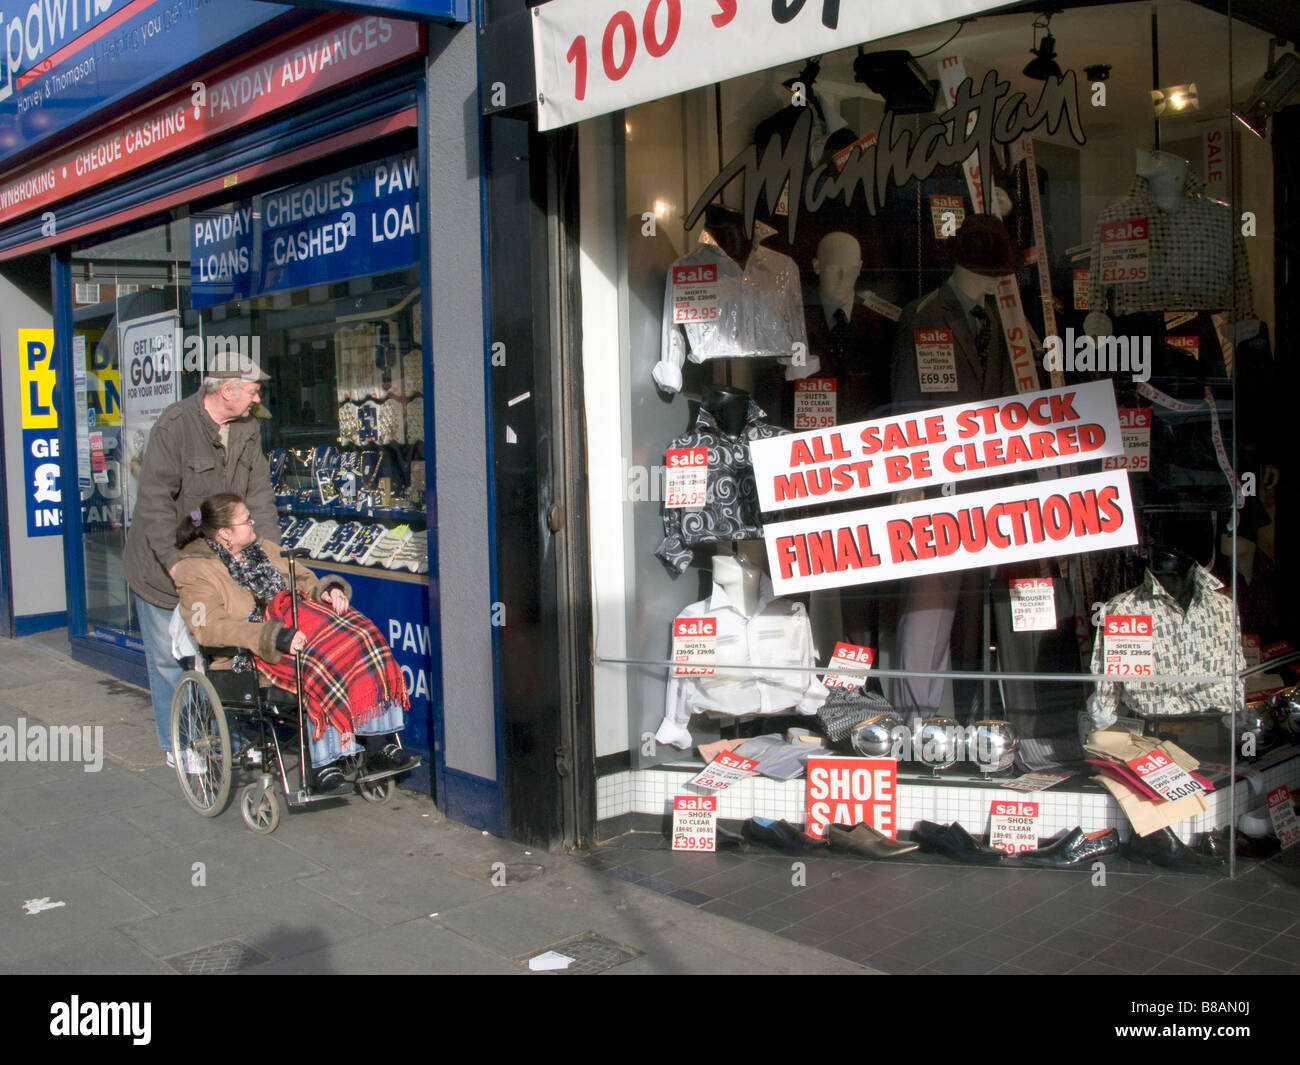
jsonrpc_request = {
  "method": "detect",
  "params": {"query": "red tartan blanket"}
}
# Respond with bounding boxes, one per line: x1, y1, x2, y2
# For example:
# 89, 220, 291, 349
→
258, 591, 408, 743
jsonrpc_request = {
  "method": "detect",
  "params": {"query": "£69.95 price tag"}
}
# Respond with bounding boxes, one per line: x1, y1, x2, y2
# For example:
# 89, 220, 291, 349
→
1127, 749, 1205, 803
672, 616, 716, 675
793, 377, 837, 429
664, 446, 707, 509
1104, 615, 1154, 677
1098, 219, 1150, 284
823, 641, 874, 689
914, 328, 958, 393
688, 751, 760, 791
672, 795, 717, 851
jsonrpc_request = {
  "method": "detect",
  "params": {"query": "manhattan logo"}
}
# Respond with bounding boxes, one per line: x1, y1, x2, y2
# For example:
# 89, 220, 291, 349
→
0, 717, 103, 771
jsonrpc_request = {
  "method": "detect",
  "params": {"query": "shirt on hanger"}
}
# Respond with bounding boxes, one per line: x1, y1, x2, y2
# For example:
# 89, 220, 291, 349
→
654, 239, 811, 394
1087, 170, 1254, 319
655, 401, 787, 575
1089, 565, 1246, 722
656, 574, 828, 750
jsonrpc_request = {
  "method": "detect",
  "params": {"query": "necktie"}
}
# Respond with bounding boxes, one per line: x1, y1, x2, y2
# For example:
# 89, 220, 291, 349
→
970, 299, 994, 359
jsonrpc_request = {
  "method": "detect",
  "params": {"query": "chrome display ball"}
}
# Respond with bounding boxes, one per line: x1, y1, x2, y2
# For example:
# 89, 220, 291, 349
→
1270, 686, 1300, 735
851, 713, 902, 758
970, 719, 1019, 773
917, 716, 961, 771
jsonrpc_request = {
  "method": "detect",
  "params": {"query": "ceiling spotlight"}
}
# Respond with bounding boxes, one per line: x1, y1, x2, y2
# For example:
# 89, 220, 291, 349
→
853, 48, 938, 114
1152, 83, 1199, 117
1024, 12, 1063, 81
1236, 40, 1300, 140
1084, 64, 1111, 81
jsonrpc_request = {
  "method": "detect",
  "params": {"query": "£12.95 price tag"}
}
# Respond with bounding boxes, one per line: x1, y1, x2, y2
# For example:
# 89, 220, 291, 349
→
672, 795, 718, 851
1127, 749, 1206, 803
1104, 615, 1154, 677
1267, 786, 1300, 850
664, 447, 708, 509
688, 751, 760, 792
823, 641, 875, 689
672, 616, 716, 675
1098, 219, 1150, 284
1009, 578, 1056, 632
1103, 407, 1152, 473
672, 262, 720, 323
793, 377, 837, 429
914, 329, 958, 393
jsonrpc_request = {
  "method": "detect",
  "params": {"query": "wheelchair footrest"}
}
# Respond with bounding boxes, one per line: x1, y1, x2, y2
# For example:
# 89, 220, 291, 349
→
355, 758, 421, 785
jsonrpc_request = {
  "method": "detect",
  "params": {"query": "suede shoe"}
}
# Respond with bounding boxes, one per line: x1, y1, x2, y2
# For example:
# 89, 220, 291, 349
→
1019, 827, 1119, 868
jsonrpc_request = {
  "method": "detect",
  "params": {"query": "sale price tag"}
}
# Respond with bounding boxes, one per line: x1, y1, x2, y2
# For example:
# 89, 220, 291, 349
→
1127, 749, 1205, 803
671, 795, 718, 851
672, 262, 720, 323
1004, 772, 1070, 792
1010, 577, 1056, 632
664, 447, 708, 509
1167, 335, 1200, 360
929, 194, 965, 238
672, 616, 717, 675
1103, 407, 1152, 473
823, 641, 875, 690
989, 800, 1040, 854
1243, 634, 1261, 669
1098, 219, 1150, 284
1072, 267, 1090, 310
914, 328, 958, 393
1267, 786, 1300, 850
1104, 615, 1154, 677
89, 431, 108, 484
793, 378, 837, 430
688, 751, 759, 792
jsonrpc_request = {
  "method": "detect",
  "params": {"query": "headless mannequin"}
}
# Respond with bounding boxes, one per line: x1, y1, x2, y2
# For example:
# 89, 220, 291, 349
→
713, 553, 762, 617
703, 384, 750, 436
1147, 545, 1198, 614
703, 204, 752, 266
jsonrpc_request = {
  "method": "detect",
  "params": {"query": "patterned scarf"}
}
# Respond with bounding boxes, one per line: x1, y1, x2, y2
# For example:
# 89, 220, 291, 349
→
208, 539, 286, 673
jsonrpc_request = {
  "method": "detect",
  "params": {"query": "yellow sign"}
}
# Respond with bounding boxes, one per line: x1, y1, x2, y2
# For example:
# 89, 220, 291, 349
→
83, 329, 122, 427
18, 328, 57, 430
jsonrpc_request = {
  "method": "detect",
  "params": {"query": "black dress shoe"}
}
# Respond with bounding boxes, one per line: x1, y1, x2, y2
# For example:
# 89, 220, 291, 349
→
1020, 827, 1120, 868
1126, 827, 1224, 871
913, 820, 1004, 864
366, 742, 419, 774
742, 818, 825, 854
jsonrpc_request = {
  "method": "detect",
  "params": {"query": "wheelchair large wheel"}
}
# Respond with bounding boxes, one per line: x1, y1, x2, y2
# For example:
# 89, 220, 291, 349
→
170, 671, 232, 817
239, 782, 282, 834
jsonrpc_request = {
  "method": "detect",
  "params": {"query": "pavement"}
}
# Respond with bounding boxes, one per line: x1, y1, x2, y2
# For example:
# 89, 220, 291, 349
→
0, 630, 868, 975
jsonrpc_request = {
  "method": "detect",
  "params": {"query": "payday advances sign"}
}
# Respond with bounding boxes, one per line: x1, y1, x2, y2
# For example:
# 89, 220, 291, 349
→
190, 151, 419, 308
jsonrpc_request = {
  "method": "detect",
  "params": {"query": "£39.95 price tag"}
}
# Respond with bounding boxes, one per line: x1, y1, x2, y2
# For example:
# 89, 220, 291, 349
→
989, 800, 1040, 854
793, 378, 837, 430
671, 795, 718, 851
1009, 578, 1056, 632
1128, 749, 1206, 803
914, 328, 958, 393
1267, 786, 1300, 850
664, 447, 708, 509
1103, 407, 1152, 473
672, 262, 719, 323
1098, 219, 1150, 284
672, 616, 716, 675
823, 641, 875, 689
1104, 615, 1154, 677
688, 751, 760, 792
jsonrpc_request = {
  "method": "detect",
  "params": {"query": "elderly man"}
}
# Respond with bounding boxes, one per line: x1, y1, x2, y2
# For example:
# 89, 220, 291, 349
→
123, 355, 279, 767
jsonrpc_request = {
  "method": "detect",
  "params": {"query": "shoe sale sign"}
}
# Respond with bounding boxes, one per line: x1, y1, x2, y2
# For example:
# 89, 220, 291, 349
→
805, 757, 896, 841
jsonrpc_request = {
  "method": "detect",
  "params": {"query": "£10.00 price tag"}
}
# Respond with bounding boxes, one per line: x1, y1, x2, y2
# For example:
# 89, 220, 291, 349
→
1098, 219, 1150, 284
1267, 786, 1300, 850
671, 262, 720, 323
1010, 578, 1056, 632
664, 447, 708, 509
1104, 407, 1152, 473
1104, 615, 1154, 677
915, 329, 958, 393
688, 751, 760, 792
1127, 749, 1205, 803
793, 378, 837, 430
989, 800, 1040, 854
823, 641, 875, 690
672, 616, 716, 675
672, 795, 718, 851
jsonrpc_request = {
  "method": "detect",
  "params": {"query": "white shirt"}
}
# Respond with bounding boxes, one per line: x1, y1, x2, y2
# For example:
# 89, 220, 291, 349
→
656, 576, 828, 750
654, 238, 813, 394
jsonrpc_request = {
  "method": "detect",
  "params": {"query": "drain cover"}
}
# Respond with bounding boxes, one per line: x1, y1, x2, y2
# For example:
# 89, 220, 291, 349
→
165, 939, 268, 974
534, 932, 641, 974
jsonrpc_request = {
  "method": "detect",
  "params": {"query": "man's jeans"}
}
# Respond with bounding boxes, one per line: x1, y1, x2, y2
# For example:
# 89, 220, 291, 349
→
135, 595, 184, 751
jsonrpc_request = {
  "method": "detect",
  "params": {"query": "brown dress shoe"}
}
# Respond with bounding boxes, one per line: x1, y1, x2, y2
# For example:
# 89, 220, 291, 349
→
828, 822, 920, 858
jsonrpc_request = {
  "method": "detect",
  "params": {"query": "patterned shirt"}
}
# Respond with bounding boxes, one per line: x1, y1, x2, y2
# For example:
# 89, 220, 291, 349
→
1087, 170, 1254, 319
655, 402, 786, 575
1090, 565, 1245, 720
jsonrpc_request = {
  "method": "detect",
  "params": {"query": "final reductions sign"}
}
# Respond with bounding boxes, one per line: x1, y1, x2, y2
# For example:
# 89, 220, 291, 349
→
748, 381, 1138, 596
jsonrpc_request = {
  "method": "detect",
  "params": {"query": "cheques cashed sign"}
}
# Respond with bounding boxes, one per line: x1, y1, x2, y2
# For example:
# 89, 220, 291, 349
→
749, 381, 1138, 596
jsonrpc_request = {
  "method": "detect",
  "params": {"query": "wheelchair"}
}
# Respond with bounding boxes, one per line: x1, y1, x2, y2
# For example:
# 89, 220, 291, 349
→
168, 552, 419, 835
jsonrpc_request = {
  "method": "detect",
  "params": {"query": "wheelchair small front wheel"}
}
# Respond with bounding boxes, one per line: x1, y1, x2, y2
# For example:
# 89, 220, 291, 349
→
239, 782, 282, 834
358, 777, 395, 804
170, 671, 232, 817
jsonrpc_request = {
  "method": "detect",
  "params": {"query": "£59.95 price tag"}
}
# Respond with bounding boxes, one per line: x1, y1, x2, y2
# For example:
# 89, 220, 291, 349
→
1127, 749, 1206, 803
672, 795, 718, 851
823, 641, 875, 690
1010, 577, 1056, 632
914, 329, 958, 393
1267, 786, 1300, 850
1104, 615, 1154, 677
688, 751, 760, 792
672, 262, 719, 323
672, 616, 716, 675
1098, 219, 1150, 284
664, 447, 708, 509
929, 194, 965, 238
1103, 407, 1152, 473
793, 378, 837, 430
989, 800, 1040, 854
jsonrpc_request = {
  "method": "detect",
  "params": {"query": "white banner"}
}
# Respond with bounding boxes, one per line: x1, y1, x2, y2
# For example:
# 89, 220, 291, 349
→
762, 469, 1138, 596
530, 0, 1021, 131
750, 380, 1124, 513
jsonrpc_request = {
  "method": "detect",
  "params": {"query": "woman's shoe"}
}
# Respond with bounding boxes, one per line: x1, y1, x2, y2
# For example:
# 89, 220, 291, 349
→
313, 764, 349, 794
366, 742, 418, 774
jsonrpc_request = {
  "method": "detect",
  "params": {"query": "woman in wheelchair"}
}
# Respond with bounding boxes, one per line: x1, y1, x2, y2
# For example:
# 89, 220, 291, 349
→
173, 492, 415, 793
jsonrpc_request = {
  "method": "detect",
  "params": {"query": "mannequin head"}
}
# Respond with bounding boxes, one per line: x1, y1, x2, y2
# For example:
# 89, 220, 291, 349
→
1135, 149, 1189, 180
813, 232, 862, 306
950, 264, 1001, 300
